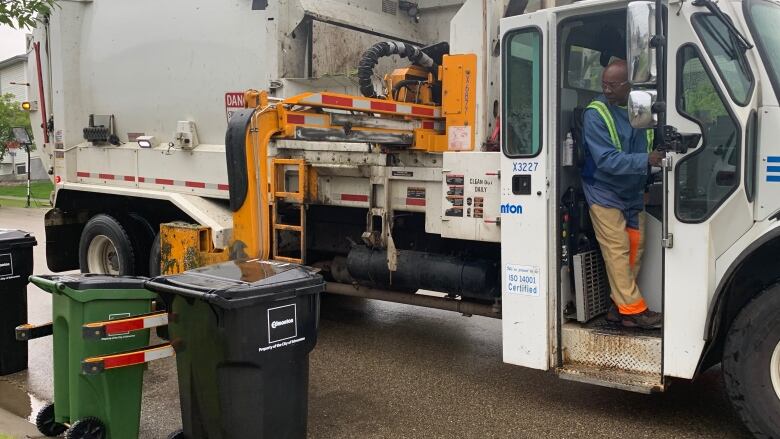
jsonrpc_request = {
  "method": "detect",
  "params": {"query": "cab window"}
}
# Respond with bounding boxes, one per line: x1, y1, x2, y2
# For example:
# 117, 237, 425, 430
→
503, 28, 542, 157
693, 14, 754, 105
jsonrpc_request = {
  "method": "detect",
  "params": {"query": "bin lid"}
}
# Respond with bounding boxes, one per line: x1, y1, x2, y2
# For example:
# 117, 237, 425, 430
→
0, 229, 37, 251
146, 259, 324, 306
31, 274, 150, 292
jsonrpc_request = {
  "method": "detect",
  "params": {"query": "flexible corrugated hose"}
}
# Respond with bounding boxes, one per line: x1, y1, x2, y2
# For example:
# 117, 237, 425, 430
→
357, 41, 437, 99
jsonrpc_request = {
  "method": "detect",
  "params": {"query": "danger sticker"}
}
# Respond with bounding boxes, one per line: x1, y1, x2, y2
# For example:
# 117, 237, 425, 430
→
225, 92, 245, 122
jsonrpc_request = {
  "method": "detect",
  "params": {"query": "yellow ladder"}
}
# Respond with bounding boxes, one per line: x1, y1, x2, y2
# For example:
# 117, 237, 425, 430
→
270, 158, 307, 264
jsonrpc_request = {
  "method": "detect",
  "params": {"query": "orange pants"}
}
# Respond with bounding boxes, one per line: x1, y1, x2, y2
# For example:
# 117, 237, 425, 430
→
589, 204, 647, 315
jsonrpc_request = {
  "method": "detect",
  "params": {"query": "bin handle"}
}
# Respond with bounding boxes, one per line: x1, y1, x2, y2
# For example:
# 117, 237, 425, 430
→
82, 311, 168, 341
81, 343, 174, 375
15, 322, 53, 341
144, 281, 216, 301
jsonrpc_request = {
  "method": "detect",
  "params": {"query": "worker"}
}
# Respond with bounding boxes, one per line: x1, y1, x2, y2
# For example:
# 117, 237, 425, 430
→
581, 59, 664, 329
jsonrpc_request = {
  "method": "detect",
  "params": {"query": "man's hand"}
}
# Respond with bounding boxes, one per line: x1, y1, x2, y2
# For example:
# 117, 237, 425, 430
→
648, 150, 665, 167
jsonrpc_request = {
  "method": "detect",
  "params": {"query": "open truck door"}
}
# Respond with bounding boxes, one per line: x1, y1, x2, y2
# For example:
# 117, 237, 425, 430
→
499, 11, 552, 370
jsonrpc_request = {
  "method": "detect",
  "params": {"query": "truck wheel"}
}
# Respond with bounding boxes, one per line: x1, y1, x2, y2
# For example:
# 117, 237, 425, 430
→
166, 429, 185, 439
34, 402, 66, 437
723, 283, 780, 438
79, 214, 135, 275
122, 213, 156, 277
149, 233, 161, 277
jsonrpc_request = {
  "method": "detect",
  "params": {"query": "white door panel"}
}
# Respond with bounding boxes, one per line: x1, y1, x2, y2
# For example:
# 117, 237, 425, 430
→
500, 11, 552, 371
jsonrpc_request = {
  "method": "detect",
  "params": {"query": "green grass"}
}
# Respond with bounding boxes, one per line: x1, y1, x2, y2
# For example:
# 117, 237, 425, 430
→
0, 434, 16, 439
0, 180, 53, 200
0, 197, 49, 208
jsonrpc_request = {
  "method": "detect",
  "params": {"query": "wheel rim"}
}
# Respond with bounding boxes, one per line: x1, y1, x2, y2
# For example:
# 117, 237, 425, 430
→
86, 235, 120, 275
771, 338, 780, 400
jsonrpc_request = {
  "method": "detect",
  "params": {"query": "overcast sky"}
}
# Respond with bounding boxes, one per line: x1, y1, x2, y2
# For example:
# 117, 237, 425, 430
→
0, 25, 28, 61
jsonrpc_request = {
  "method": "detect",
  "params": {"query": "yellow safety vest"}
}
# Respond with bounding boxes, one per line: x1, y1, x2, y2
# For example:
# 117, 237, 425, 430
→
586, 101, 654, 152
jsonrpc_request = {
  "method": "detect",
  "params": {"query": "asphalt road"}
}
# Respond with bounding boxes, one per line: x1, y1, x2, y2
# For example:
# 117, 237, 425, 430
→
0, 206, 753, 438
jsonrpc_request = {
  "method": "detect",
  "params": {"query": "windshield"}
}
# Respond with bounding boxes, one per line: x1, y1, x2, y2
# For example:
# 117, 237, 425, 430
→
745, 0, 780, 104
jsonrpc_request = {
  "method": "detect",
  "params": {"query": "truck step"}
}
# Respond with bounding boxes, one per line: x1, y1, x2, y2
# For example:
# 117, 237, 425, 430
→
561, 321, 662, 376
557, 364, 664, 394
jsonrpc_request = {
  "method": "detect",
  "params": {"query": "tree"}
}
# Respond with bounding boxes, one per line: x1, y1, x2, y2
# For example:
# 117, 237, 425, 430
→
0, 93, 33, 162
0, 0, 57, 29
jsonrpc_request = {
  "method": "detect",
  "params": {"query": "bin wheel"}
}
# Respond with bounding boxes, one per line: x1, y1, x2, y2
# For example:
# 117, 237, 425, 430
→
166, 429, 185, 439
64, 417, 106, 439
35, 402, 67, 437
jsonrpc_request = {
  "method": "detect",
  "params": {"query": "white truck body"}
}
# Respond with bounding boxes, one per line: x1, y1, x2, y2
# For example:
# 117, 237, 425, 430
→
26, 0, 780, 436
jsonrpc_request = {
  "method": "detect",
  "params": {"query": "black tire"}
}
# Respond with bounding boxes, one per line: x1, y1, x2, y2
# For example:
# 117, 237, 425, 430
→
121, 213, 156, 277
166, 429, 185, 439
35, 402, 67, 437
723, 284, 780, 438
64, 417, 106, 439
149, 232, 162, 277
78, 214, 135, 275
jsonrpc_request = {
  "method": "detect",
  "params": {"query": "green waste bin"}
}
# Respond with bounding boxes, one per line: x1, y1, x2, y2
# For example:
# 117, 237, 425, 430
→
30, 274, 156, 439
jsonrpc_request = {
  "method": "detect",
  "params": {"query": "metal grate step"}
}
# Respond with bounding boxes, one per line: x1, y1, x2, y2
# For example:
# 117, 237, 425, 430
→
561, 321, 662, 389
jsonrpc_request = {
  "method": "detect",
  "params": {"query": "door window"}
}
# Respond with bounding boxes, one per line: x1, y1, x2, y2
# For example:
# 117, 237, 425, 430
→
503, 29, 542, 157
675, 44, 741, 222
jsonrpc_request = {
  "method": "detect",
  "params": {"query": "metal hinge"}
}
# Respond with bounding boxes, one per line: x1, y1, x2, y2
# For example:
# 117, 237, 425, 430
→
662, 234, 673, 248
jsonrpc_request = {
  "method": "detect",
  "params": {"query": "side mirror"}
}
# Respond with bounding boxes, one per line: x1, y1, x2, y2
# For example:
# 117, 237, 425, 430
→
627, 1, 657, 86
628, 90, 657, 128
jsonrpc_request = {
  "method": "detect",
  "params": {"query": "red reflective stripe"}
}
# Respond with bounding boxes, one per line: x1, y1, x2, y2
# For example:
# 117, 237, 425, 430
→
124, 176, 136, 182
106, 319, 144, 335
422, 121, 434, 130
76, 171, 90, 178
103, 352, 145, 369
138, 177, 146, 183
322, 94, 353, 107
98, 173, 115, 180
287, 114, 305, 124
371, 101, 396, 112
185, 181, 206, 189
412, 106, 434, 117
156, 178, 174, 185
341, 194, 368, 202
217, 184, 230, 191
406, 198, 426, 206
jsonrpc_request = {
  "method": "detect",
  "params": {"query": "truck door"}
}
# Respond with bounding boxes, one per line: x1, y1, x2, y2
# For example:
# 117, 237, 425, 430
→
661, 1, 756, 378
499, 12, 552, 370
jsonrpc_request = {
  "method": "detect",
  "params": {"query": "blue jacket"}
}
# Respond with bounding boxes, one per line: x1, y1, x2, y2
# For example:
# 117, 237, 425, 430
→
581, 96, 650, 205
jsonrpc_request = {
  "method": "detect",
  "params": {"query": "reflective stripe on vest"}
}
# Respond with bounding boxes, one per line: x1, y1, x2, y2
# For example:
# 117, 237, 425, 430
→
586, 101, 653, 153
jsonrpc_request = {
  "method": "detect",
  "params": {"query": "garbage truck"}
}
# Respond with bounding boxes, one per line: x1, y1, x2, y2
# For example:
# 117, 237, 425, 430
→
24, 0, 780, 436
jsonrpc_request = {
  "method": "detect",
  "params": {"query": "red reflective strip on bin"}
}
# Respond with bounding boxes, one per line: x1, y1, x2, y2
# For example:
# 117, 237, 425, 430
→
103, 352, 145, 369
76, 171, 90, 178
138, 177, 146, 183
218, 184, 230, 191
406, 198, 426, 206
98, 173, 115, 180
422, 121, 434, 130
155, 178, 174, 186
341, 194, 369, 202
105, 319, 145, 335
124, 176, 136, 182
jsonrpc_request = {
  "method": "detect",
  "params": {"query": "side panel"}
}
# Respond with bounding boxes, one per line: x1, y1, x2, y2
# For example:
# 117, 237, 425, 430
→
500, 12, 552, 370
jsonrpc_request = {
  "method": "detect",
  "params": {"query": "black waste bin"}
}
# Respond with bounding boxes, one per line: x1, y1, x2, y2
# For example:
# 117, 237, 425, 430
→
146, 259, 325, 439
0, 229, 37, 375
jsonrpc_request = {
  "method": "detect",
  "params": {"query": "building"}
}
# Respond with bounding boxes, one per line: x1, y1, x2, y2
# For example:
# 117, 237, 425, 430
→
0, 53, 47, 182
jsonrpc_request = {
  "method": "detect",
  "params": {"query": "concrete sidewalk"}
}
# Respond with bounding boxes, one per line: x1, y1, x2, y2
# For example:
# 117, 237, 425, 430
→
0, 407, 42, 439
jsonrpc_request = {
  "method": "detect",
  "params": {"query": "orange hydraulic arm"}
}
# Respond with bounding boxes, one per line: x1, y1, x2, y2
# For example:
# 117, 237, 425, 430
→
227, 53, 477, 261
